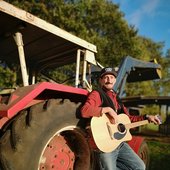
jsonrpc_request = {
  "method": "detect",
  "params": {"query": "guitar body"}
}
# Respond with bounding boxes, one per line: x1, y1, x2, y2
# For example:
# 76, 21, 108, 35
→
91, 114, 132, 153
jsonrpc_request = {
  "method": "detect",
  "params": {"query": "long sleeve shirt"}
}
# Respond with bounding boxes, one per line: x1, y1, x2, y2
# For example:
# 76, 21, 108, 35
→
81, 89, 146, 150
81, 90, 145, 122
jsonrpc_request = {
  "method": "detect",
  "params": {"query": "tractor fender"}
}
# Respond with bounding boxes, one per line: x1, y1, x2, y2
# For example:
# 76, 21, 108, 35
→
128, 136, 145, 154
0, 82, 88, 128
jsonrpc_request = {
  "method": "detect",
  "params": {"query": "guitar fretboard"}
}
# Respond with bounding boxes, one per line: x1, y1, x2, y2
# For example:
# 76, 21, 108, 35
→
125, 120, 149, 129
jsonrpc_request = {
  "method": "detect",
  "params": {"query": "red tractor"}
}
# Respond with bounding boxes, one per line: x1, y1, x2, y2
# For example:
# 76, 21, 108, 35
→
0, 1, 161, 169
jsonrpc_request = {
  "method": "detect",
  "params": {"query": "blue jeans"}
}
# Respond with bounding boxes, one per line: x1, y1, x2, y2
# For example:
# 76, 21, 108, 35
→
95, 142, 145, 170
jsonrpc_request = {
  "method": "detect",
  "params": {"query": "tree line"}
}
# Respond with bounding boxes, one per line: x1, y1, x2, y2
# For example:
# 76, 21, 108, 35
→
1, 0, 170, 100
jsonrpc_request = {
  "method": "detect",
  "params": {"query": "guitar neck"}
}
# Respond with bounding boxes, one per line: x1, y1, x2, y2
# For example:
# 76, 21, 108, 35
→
126, 120, 149, 129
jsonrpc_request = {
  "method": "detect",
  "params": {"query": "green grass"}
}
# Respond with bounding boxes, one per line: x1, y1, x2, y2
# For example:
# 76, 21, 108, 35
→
139, 121, 170, 169
148, 141, 170, 170
141, 124, 159, 132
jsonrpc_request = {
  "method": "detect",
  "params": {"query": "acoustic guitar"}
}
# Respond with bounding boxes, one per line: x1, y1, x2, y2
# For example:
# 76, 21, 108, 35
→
91, 113, 149, 153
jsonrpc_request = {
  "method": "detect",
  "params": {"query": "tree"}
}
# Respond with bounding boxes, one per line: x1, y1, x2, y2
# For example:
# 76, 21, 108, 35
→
158, 49, 170, 96
0, 63, 16, 88
6, 0, 139, 65
3, 0, 166, 99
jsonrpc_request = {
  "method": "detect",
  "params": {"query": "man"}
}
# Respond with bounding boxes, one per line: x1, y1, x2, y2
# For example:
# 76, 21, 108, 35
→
81, 67, 161, 170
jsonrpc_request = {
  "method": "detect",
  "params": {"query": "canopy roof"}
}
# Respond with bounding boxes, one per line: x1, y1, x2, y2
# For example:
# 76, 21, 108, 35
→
0, 1, 97, 71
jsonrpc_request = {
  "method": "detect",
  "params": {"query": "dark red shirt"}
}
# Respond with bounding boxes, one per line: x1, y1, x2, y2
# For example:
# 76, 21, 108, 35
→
81, 89, 145, 150
81, 90, 145, 122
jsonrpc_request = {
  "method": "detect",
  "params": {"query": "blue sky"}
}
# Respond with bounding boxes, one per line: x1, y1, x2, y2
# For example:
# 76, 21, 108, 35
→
113, 0, 170, 55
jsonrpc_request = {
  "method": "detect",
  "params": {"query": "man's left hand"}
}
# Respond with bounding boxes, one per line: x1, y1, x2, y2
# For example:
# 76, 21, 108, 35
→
147, 115, 162, 125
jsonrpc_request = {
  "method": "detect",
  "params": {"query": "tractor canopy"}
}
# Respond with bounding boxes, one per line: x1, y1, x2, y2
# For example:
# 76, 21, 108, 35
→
0, 1, 97, 70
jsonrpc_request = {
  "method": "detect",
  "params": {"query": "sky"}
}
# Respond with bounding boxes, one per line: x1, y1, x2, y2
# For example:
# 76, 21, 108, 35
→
113, 0, 170, 55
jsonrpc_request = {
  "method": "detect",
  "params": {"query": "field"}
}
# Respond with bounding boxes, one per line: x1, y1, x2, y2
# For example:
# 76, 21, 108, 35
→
148, 140, 170, 170
140, 124, 170, 170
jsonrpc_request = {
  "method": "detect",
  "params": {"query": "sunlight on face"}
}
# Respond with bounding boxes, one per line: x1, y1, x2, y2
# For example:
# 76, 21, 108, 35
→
99, 74, 116, 90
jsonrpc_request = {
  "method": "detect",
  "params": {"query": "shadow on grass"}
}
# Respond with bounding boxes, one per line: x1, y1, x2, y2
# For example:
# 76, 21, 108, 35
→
148, 141, 170, 170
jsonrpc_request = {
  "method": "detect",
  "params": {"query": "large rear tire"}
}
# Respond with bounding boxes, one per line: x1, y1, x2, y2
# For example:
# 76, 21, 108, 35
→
0, 99, 90, 170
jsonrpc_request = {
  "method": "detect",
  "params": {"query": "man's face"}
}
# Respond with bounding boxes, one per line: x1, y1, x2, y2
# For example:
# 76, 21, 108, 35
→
99, 74, 116, 90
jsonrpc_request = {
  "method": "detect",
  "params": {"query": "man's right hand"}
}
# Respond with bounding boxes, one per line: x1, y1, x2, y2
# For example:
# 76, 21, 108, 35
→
101, 107, 118, 124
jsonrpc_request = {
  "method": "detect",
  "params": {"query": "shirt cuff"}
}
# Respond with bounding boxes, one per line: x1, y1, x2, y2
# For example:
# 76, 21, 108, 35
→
143, 114, 149, 120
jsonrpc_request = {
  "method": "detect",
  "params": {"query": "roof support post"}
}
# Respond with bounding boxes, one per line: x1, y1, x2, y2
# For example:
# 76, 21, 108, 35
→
13, 32, 29, 86
75, 49, 81, 88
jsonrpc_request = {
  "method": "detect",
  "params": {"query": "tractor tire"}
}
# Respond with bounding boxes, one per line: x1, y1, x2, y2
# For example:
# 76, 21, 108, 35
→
138, 140, 150, 170
0, 99, 90, 170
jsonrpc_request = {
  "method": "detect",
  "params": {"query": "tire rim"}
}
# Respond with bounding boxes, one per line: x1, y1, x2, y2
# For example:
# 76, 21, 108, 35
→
39, 126, 76, 170
39, 134, 75, 170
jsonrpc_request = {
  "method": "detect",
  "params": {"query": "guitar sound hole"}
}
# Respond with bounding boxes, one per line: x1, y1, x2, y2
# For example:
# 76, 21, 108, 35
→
117, 123, 125, 133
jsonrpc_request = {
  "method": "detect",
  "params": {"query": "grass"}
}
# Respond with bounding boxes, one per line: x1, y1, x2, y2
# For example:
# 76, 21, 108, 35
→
138, 123, 170, 170
141, 123, 159, 132
148, 141, 170, 170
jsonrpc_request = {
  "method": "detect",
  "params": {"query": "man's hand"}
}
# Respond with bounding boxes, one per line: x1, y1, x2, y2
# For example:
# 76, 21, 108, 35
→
147, 115, 162, 125
101, 107, 118, 124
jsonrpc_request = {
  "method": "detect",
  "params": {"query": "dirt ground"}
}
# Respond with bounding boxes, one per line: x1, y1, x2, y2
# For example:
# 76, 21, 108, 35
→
145, 135, 170, 143
138, 130, 170, 143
